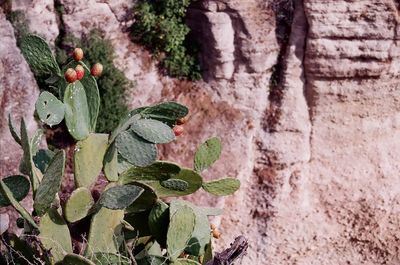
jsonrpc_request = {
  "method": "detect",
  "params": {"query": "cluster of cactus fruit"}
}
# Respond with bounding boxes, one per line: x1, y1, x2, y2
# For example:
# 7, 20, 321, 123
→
0, 34, 241, 265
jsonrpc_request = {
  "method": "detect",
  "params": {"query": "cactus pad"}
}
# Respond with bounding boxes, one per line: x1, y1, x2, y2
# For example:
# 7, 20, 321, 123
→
33, 149, 55, 173
0, 178, 37, 229
160, 179, 189, 191
64, 81, 90, 140
131, 118, 175, 144
146, 168, 203, 197
8, 114, 21, 145
120, 161, 181, 183
172, 259, 202, 265
148, 200, 169, 246
194, 137, 222, 172
85, 207, 124, 256
74, 133, 109, 188
79, 62, 100, 132
202, 178, 240, 196
98, 184, 144, 210
0, 175, 30, 207
167, 205, 196, 261
103, 142, 118, 182
115, 130, 157, 167
35, 91, 65, 126
89, 253, 131, 265
141, 102, 189, 126
64, 187, 94, 223
60, 254, 95, 265
19, 34, 60, 76
33, 150, 65, 216
126, 182, 158, 213
39, 208, 72, 262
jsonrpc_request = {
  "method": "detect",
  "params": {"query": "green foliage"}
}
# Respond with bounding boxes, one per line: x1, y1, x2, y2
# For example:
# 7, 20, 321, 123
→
63, 81, 91, 140
132, 0, 201, 80
33, 150, 65, 216
0, 178, 38, 229
65, 31, 130, 133
36, 91, 65, 126
74, 133, 109, 187
115, 130, 157, 167
167, 205, 196, 261
194, 137, 222, 172
131, 118, 175, 144
0, 175, 30, 207
98, 184, 144, 210
39, 208, 73, 262
3, 35, 242, 264
19, 35, 61, 76
202, 178, 240, 196
64, 187, 94, 223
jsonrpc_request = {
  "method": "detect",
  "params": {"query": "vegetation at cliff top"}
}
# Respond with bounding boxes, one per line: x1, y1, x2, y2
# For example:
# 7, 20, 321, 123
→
132, 0, 201, 80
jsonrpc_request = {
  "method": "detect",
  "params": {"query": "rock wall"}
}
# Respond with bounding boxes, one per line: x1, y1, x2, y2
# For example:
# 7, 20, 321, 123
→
1, 0, 400, 264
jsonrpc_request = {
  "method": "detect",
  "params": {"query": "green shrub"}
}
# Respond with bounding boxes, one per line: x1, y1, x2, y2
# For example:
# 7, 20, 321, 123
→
132, 0, 201, 80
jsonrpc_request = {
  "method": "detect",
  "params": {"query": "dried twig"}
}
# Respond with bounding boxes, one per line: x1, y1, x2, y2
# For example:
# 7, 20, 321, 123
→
206, 236, 248, 265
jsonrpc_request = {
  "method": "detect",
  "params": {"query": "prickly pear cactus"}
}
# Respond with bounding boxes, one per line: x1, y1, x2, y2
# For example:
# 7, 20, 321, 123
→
1, 35, 243, 265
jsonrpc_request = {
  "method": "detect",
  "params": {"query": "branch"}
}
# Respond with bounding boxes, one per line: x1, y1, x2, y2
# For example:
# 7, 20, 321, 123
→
206, 236, 249, 265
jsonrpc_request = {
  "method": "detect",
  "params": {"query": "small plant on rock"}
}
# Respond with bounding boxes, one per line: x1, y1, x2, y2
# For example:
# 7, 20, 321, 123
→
0, 34, 244, 264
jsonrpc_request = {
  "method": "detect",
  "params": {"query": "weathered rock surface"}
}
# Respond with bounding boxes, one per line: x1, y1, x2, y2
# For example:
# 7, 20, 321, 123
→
2, 0, 400, 264
0, 8, 39, 233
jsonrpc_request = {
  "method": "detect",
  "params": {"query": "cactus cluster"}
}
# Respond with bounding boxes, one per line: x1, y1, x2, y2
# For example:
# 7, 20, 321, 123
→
0, 34, 241, 265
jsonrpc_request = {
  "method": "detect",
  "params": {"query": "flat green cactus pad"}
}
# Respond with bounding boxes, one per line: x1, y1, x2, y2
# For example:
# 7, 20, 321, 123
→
74, 133, 109, 188
35, 91, 65, 126
0, 175, 30, 207
148, 200, 169, 246
146, 168, 203, 197
115, 130, 157, 167
34, 150, 65, 216
171, 259, 202, 265
60, 254, 95, 265
194, 137, 222, 172
89, 253, 131, 265
141, 102, 189, 126
120, 161, 181, 184
131, 118, 175, 144
85, 207, 124, 256
167, 205, 196, 261
64, 81, 90, 140
103, 142, 118, 182
19, 34, 60, 76
98, 184, 144, 210
64, 187, 94, 223
39, 208, 72, 262
202, 177, 240, 196
0, 178, 37, 229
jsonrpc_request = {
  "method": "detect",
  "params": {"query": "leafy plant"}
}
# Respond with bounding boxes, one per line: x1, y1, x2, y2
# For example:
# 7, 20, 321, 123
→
0, 34, 241, 264
132, 0, 201, 80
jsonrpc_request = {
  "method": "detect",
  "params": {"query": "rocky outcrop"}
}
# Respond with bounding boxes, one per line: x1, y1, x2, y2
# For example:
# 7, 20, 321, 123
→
0, 8, 39, 234
2, 0, 400, 264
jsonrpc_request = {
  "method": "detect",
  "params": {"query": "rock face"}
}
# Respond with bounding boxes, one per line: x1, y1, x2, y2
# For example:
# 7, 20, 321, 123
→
2, 0, 400, 264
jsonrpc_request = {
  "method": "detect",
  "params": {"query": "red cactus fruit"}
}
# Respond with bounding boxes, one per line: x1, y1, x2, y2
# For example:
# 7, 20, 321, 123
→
176, 116, 188, 125
73, 48, 84, 61
173, 125, 184, 137
64, 68, 77, 83
75, 65, 85, 80
91, 63, 103, 77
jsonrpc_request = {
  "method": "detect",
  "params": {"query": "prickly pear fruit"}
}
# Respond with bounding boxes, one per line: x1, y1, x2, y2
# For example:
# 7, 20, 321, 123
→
91, 63, 103, 77
73, 48, 83, 61
65, 68, 77, 83
75, 65, 85, 81
177, 117, 188, 125
173, 125, 184, 137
